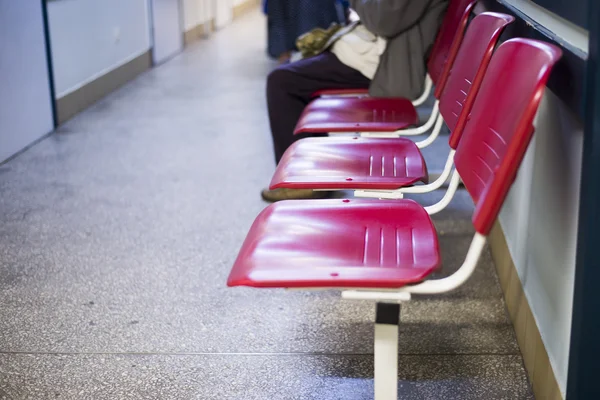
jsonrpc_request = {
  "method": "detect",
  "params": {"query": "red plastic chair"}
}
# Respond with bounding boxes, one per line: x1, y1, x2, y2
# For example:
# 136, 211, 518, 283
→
228, 39, 562, 400
296, 0, 478, 145
269, 13, 514, 203
310, 0, 478, 108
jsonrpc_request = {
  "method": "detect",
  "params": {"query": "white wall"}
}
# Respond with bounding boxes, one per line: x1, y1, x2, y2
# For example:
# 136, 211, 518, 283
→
182, 0, 255, 31
150, 0, 184, 64
0, 1, 54, 162
499, 91, 583, 397
495, 2, 589, 397
47, 0, 152, 98
502, 0, 588, 54
215, 0, 233, 29
183, 0, 214, 31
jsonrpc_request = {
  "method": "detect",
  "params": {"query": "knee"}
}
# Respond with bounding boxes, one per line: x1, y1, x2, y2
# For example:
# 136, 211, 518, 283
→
267, 67, 294, 94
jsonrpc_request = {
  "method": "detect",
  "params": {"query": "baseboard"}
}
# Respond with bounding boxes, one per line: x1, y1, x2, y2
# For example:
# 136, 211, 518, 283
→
233, 0, 260, 19
55, 51, 151, 125
184, 19, 215, 45
489, 221, 563, 400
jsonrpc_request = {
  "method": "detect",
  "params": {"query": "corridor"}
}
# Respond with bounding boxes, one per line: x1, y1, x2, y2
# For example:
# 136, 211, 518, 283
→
0, 10, 533, 399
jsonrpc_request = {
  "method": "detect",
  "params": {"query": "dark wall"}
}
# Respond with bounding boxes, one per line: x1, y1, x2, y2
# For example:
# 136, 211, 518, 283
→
530, 0, 588, 30
479, 0, 587, 120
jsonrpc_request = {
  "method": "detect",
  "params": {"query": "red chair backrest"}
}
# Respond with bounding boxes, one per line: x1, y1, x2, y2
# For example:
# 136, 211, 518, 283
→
454, 39, 562, 235
438, 12, 514, 143
427, 0, 478, 98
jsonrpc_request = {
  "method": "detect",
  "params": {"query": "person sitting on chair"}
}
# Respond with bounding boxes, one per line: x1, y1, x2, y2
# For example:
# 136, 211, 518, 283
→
262, 0, 448, 202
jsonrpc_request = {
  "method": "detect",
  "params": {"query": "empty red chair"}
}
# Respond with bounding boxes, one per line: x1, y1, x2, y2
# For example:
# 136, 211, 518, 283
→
295, 0, 478, 145
310, 0, 478, 109
227, 39, 562, 400
269, 13, 514, 203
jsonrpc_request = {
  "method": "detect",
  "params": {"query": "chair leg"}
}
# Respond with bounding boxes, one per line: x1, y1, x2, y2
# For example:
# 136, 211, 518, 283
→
374, 303, 400, 400
424, 169, 461, 215
411, 74, 433, 107
415, 113, 445, 148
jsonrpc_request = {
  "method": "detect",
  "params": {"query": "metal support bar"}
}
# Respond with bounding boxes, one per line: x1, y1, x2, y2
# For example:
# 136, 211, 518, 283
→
354, 189, 405, 199
342, 290, 411, 302
398, 233, 487, 294
416, 114, 446, 148
374, 303, 400, 400
411, 74, 434, 107
354, 151, 456, 200
402, 150, 456, 193
360, 100, 441, 138
424, 169, 461, 215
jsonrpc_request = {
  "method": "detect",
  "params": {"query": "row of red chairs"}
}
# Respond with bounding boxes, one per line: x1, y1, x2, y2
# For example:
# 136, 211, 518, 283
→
271, 0, 484, 199
271, 15, 508, 198
303, 0, 479, 144
226, 1, 562, 398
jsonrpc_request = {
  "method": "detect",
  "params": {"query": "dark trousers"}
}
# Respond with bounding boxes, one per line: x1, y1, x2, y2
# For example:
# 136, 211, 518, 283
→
266, 52, 371, 164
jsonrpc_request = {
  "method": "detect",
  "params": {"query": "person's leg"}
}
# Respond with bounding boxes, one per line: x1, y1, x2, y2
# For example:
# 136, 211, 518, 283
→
263, 52, 370, 202
267, 0, 300, 61
266, 52, 370, 164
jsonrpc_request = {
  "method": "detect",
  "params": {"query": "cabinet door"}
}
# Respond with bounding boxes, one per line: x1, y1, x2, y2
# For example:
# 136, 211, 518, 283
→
215, 0, 233, 29
150, 0, 184, 64
0, 0, 54, 162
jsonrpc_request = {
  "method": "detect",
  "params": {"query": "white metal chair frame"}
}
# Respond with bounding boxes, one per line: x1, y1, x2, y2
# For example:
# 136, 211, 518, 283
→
353, 148, 457, 200
293, 170, 484, 400
358, 77, 443, 149
312, 146, 459, 205
310, 168, 470, 400
342, 228, 486, 400
320, 74, 442, 149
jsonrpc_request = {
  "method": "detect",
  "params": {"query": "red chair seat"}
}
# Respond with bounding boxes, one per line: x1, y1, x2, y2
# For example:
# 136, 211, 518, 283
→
294, 97, 419, 134
311, 88, 370, 98
227, 199, 441, 289
270, 137, 428, 190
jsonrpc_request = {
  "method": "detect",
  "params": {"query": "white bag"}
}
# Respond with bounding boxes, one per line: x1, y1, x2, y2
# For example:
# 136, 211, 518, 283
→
331, 24, 387, 79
